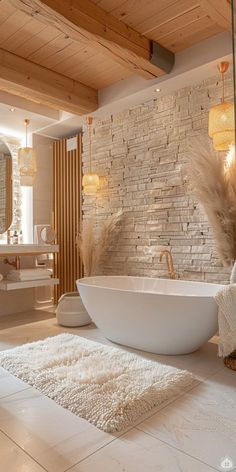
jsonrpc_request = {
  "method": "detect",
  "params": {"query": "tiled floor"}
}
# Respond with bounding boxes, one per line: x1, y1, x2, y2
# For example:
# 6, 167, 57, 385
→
0, 309, 235, 472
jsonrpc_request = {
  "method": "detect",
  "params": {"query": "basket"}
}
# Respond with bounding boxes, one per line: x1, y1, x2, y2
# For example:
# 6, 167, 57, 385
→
224, 350, 236, 371
56, 292, 91, 327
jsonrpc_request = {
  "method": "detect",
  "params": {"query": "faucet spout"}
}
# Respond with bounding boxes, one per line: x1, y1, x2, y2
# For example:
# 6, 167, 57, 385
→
160, 250, 176, 279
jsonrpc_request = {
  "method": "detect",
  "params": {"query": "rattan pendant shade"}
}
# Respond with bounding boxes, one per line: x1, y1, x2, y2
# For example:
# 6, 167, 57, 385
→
208, 62, 234, 151
82, 117, 99, 195
18, 119, 37, 186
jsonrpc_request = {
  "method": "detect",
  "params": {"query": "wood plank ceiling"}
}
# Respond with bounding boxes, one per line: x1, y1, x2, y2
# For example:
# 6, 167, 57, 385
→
0, 0, 133, 91
91, 0, 226, 51
0, 0, 231, 115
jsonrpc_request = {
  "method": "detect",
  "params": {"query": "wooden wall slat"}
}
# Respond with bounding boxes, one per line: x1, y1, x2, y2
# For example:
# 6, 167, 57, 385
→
53, 134, 82, 302
5, 155, 12, 230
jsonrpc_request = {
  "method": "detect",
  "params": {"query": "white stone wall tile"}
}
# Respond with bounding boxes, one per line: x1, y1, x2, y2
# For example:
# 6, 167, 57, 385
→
82, 75, 233, 283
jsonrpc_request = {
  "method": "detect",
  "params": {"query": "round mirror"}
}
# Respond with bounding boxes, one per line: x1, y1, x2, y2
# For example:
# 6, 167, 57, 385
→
40, 226, 56, 244
0, 140, 13, 234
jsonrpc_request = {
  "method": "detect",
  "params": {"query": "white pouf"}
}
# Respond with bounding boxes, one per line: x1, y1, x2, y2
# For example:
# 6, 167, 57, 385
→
56, 292, 91, 327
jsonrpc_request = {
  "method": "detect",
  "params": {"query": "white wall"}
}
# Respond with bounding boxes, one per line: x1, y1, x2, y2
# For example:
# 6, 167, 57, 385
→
33, 134, 54, 309
33, 134, 53, 227
0, 134, 54, 316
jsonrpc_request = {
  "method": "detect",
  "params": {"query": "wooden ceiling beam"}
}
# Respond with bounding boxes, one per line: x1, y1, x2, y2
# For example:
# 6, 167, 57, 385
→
0, 48, 98, 115
200, 0, 232, 31
9, 0, 175, 79
0, 90, 60, 120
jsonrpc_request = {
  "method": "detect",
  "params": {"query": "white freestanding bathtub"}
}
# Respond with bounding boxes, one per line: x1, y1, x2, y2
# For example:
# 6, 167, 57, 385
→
76, 276, 223, 355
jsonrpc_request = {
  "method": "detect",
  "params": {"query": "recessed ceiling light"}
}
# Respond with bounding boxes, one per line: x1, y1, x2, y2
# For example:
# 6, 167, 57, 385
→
9, 107, 15, 112
155, 88, 161, 92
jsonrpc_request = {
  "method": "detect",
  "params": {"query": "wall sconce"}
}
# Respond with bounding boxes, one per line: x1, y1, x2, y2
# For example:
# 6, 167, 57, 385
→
82, 117, 99, 195
208, 62, 234, 151
18, 119, 37, 186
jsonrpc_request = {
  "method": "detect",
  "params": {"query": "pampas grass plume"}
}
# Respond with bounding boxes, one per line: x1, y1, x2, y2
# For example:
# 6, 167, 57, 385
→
78, 210, 122, 276
186, 140, 236, 266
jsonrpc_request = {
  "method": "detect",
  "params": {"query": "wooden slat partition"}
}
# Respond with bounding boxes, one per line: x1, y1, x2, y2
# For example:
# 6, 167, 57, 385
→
5, 155, 12, 230
53, 134, 82, 302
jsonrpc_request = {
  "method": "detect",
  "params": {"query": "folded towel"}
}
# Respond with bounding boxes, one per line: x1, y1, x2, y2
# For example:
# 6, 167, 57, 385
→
8, 269, 52, 277
7, 268, 52, 282
7, 273, 51, 282
215, 284, 236, 357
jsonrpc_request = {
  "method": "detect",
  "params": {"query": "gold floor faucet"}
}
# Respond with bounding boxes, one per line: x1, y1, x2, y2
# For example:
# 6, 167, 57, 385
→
160, 250, 176, 279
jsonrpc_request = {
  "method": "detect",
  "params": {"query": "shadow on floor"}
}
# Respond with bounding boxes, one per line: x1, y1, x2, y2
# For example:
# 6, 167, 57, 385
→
0, 309, 55, 330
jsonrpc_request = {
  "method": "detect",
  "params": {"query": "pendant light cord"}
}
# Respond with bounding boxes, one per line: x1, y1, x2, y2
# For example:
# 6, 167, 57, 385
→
24, 119, 29, 147
222, 71, 225, 103
218, 61, 229, 104
87, 117, 93, 173
89, 121, 92, 173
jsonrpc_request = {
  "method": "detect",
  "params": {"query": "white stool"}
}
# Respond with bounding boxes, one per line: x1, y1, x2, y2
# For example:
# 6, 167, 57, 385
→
56, 292, 91, 327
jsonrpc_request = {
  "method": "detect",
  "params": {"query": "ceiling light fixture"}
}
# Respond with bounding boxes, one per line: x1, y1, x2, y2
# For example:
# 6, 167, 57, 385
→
208, 61, 234, 151
9, 107, 15, 112
82, 117, 99, 195
155, 88, 161, 92
18, 119, 37, 186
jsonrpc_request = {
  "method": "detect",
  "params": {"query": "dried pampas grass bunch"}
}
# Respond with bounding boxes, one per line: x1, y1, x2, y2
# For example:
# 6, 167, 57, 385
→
78, 210, 122, 276
186, 140, 236, 266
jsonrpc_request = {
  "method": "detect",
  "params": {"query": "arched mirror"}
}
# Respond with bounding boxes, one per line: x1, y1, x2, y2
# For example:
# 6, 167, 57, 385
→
232, 0, 236, 145
0, 140, 12, 234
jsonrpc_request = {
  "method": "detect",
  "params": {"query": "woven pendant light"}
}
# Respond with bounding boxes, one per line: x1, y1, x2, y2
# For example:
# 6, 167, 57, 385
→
208, 62, 234, 151
82, 117, 99, 195
18, 119, 37, 186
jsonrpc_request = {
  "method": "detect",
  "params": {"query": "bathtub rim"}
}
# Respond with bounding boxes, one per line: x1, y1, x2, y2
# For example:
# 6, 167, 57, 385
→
77, 275, 224, 298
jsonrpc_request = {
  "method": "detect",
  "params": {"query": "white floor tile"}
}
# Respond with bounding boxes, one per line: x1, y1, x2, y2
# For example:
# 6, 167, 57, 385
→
0, 318, 100, 351
0, 367, 30, 399
129, 338, 223, 380
0, 318, 224, 380
0, 310, 54, 330
0, 339, 18, 351
0, 313, 233, 472
0, 430, 45, 471
69, 428, 216, 472
137, 368, 236, 470
0, 388, 116, 472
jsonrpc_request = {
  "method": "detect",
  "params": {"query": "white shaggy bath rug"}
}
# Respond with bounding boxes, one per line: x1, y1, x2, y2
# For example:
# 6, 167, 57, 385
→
0, 334, 195, 432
